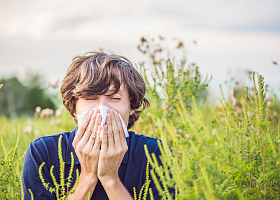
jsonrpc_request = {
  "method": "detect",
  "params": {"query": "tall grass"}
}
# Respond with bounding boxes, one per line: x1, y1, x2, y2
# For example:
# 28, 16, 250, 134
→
142, 71, 280, 199
1, 59, 280, 199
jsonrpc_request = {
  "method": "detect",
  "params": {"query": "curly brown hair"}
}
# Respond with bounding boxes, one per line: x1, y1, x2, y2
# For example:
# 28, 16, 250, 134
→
60, 51, 150, 129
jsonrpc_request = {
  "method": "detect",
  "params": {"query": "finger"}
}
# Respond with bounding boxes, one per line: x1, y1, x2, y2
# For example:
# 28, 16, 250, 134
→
73, 109, 94, 147
111, 110, 121, 148
84, 134, 96, 151
92, 125, 102, 152
113, 110, 126, 145
107, 110, 115, 149
84, 119, 98, 151
79, 109, 99, 147
101, 125, 108, 150
82, 136, 95, 158
85, 108, 98, 140
106, 111, 113, 139
92, 111, 102, 139
86, 108, 98, 137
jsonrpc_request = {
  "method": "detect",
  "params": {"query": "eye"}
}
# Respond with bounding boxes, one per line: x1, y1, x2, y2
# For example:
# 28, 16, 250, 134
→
111, 98, 121, 100
86, 96, 97, 100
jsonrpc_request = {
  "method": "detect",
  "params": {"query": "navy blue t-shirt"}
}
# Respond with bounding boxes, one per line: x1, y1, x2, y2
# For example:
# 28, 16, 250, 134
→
22, 127, 174, 199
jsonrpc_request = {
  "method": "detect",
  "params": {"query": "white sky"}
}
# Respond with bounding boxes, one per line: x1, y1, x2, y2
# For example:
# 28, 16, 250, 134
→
0, 0, 280, 98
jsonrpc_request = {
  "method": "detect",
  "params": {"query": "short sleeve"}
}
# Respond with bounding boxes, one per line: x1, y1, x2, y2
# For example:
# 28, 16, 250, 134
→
21, 141, 56, 199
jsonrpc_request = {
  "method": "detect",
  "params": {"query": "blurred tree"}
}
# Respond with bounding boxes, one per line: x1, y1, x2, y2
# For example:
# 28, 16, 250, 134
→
0, 77, 28, 118
0, 74, 55, 118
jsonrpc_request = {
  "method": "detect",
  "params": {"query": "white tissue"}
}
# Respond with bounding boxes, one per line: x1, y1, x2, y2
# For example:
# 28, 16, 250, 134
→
76, 105, 129, 138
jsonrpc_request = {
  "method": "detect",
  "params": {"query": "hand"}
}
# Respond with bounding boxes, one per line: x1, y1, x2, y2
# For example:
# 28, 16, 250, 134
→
72, 108, 102, 179
97, 109, 128, 182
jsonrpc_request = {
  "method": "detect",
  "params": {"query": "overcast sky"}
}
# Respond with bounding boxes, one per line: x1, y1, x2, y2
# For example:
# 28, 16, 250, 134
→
0, 0, 279, 98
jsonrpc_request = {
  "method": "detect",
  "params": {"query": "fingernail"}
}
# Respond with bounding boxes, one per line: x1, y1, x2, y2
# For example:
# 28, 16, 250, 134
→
114, 111, 118, 116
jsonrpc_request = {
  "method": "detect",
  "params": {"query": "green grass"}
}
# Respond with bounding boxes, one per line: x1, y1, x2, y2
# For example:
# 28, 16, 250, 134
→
0, 109, 76, 159
1, 60, 280, 199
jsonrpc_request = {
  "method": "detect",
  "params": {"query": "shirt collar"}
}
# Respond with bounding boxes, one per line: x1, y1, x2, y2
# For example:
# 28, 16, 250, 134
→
65, 127, 130, 165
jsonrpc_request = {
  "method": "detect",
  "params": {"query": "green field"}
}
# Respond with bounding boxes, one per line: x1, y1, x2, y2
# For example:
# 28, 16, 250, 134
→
1, 59, 280, 199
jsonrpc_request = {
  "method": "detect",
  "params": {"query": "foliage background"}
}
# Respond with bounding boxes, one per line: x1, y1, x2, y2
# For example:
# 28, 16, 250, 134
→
0, 75, 56, 118
0, 37, 280, 199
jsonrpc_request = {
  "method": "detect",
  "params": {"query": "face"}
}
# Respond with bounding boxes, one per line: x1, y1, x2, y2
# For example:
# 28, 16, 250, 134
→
75, 84, 134, 127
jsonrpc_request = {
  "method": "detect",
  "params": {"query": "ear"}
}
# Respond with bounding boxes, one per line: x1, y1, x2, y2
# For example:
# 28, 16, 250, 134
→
129, 109, 135, 115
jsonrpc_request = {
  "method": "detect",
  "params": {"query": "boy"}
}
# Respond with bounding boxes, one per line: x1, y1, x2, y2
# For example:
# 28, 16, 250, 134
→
22, 51, 173, 199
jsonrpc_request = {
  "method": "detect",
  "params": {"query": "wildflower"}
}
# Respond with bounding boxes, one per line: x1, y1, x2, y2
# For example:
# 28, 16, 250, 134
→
211, 129, 216, 136
23, 126, 32, 134
40, 108, 54, 118
36, 106, 41, 113
23, 119, 33, 134
35, 130, 40, 138
55, 109, 62, 118
34, 106, 41, 118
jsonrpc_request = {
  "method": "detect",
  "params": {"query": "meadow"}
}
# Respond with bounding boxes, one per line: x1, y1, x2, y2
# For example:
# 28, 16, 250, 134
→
1, 45, 280, 199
